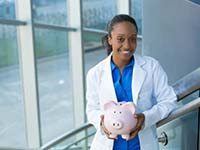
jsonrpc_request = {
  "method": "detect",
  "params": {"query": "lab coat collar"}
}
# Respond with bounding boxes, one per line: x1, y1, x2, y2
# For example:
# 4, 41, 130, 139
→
101, 53, 146, 105
132, 54, 147, 105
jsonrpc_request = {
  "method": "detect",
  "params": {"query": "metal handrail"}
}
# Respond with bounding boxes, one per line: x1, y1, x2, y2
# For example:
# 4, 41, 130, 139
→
63, 132, 95, 149
157, 97, 200, 127
172, 67, 200, 101
41, 67, 200, 149
41, 123, 93, 150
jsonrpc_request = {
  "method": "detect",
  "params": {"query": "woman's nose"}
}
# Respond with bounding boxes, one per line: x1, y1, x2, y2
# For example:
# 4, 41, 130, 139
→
123, 40, 131, 50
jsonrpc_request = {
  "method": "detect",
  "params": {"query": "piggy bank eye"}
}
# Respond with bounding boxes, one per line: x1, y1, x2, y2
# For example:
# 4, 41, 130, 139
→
119, 103, 122, 105
119, 111, 122, 114
114, 111, 116, 113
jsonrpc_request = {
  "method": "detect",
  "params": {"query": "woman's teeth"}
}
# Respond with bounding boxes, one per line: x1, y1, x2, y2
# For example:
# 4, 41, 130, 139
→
117, 49, 132, 56
121, 50, 131, 55
122, 51, 130, 54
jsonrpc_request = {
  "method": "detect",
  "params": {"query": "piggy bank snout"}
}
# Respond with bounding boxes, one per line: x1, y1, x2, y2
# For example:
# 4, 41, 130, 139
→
111, 120, 123, 129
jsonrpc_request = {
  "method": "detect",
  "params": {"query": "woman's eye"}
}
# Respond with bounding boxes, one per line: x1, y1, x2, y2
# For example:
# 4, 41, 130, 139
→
117, 38, 124, 42
130, 37, 136, 42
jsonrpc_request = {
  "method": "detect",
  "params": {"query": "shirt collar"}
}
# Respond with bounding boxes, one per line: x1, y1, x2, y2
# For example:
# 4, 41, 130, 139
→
111, 56, 134, 71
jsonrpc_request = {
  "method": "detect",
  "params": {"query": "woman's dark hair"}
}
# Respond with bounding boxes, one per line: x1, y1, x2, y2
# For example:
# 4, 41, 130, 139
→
102, 14, 138, 55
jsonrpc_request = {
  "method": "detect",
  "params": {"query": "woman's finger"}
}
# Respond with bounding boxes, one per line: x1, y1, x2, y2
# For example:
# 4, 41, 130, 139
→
100, 115, 117, 139
129, 128, 139, 140
133, 113, 144, 130
100, 116, 111, 136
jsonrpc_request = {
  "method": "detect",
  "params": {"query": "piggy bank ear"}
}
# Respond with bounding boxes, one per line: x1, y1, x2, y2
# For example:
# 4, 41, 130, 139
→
104, 101, 117, 110
122, 102, 136, 114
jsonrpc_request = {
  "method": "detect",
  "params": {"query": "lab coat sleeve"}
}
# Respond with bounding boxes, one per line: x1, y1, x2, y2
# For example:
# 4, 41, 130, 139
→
86, 69, 102, 130
143, 60, 177, 129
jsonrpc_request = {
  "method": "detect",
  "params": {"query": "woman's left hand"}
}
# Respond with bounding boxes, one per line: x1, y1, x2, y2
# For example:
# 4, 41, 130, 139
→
129, 113, 145, 140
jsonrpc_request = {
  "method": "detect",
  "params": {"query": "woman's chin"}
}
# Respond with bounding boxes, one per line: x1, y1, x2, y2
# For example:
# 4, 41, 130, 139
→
120, 54, 132, 62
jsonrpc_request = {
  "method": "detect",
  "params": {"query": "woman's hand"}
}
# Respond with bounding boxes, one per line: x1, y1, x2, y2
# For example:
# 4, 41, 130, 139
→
100, 115, 117, 140
129, 113, 145, 140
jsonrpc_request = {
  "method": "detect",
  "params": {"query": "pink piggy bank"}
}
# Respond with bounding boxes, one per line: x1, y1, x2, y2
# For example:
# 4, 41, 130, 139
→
103, 101, 137, 140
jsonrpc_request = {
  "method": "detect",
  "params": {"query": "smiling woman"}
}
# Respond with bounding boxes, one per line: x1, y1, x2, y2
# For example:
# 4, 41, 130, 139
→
102, 15, 138, 72
86, 14, 177, 150
107, 21, 137, 69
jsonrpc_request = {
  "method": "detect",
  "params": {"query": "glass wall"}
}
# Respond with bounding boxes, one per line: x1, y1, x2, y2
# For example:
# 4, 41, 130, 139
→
84, 47, 107, 74
82, 0, 117, 53
131, 0, 142, 35
0, 25, 27, 147
34, 28, 73, 144
0, 0, 15, 19
32, 0, 76, 145
158, 109, 198, 150
32, 0, 68, 26
82, 0, 117, 30
158, 91, 200, 150
82, 0, 117, 74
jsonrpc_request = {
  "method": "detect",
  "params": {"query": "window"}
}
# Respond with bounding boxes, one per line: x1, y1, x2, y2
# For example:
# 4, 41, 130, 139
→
0, 25, 27, 147
32, 0, 68, 26
82, 0, 117, 30
131, 0, 142, 35
0, 0, 15, 19
34, 28, 74, 144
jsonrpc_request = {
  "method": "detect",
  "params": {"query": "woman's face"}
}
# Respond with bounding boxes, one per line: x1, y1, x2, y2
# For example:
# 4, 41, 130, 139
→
108, 21, 137, 62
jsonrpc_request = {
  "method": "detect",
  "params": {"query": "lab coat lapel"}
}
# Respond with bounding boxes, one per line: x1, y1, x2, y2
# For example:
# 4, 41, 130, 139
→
99, 54, 117, 104
132, 54, 146, 105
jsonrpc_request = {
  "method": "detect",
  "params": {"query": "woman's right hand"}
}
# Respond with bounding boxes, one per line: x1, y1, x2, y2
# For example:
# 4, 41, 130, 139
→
100, 115, 116, 140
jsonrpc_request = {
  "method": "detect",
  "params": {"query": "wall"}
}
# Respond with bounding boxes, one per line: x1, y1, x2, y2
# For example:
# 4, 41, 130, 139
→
142, 1, 200, 149
142, 0, 200, 83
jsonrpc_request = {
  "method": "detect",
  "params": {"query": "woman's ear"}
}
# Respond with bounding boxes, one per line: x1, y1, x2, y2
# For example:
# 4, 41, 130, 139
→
108, 36, 112, 46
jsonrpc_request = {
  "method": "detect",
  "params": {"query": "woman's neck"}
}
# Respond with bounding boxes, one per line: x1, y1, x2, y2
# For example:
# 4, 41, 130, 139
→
112, 55, 131, 72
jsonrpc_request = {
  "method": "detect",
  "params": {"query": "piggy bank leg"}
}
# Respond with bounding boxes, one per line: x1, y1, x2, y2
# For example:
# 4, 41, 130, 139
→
109, 133, 117, 139
122, 134, 130, 140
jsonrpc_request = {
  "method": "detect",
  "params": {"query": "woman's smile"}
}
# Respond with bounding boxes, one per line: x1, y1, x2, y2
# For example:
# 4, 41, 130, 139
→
117, 49, 133, 57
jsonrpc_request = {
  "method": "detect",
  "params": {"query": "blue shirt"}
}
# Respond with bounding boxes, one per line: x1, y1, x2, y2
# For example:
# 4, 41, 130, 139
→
111, 56, 140, 150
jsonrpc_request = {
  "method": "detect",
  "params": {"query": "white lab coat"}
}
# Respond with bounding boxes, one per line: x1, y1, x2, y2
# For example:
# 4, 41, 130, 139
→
86, 53, 177, 150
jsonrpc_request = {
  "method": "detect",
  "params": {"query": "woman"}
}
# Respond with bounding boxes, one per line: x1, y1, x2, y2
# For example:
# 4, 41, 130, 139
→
86, 14, 177, 150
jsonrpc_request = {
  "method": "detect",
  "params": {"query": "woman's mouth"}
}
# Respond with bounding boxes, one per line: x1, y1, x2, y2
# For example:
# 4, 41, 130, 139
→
122, 50, 130, 54
118, 49, 132, 56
